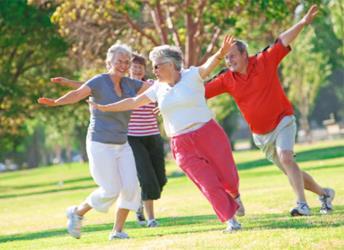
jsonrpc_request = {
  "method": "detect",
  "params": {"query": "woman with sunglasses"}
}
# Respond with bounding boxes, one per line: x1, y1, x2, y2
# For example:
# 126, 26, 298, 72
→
88, 35, 244, 232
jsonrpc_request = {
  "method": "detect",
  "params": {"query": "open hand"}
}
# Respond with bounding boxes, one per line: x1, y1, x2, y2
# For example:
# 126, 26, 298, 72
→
37, 97, 57, 106
219, 35, 235, 58
302, 4, 318, 25
51, 77, 72, 87
152, 106, 161, 115
86, 99, 101, 111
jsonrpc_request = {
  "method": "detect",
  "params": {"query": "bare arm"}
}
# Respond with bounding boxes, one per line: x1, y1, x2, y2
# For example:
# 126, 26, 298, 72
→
199, 35, 235, 79
51, 77, 83, 89
279, 4, 318, 46
88, 92, 152, 112
38, 84, 91, 107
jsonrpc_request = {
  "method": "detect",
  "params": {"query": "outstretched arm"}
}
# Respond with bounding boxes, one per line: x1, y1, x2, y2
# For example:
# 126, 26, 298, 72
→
51, 77, 83, 89
199, 35, 235, 79
38, 84, 91, 107
279, 4, 318, 46
88, 93, 151, 112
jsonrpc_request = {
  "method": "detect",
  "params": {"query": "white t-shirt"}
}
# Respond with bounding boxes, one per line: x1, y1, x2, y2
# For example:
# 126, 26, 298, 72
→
144, 66, 213, 137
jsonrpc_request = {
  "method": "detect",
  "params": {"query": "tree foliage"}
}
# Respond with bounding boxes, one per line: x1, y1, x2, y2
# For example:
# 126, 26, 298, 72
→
50, 0, 298, 71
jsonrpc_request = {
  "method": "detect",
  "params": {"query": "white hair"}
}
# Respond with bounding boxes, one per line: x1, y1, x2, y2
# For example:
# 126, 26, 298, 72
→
106, 43, 132, 70
149, 45, 183, 71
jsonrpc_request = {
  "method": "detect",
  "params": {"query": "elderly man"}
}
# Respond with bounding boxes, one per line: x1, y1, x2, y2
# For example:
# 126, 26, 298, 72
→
205, 5, 335, 216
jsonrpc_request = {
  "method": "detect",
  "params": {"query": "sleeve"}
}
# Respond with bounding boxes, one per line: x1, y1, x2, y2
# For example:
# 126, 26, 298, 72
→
84, 75, 102, 95
143, 82, 158, 102
132, 79, 143, 94
191, 66, 203, 84
260, 39, 291, 68
85, 75, 101, 92
205, 71, 232, 99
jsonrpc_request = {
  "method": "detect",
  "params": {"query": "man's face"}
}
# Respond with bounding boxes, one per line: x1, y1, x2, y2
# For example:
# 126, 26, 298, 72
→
225, 45, 248, 73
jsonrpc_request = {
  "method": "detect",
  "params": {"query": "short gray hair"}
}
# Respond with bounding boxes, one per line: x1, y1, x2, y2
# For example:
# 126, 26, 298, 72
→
149, 45, 183, 71
106, 43, 132, 70
234, 40, 248, 55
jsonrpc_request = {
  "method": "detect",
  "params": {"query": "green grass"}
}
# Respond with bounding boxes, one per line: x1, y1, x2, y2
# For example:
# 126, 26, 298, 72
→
0, 139, 343, 250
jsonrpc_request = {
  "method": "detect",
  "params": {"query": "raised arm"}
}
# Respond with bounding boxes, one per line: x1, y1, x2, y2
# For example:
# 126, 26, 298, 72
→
88, 92, 151, 112
279, 4, 318, 47
199, 35, 235, 79
38, 84, 91, 107
51, 77, 83, 89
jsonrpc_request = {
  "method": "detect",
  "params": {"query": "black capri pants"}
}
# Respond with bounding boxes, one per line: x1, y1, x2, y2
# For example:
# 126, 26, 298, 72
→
128, 134, 167, 200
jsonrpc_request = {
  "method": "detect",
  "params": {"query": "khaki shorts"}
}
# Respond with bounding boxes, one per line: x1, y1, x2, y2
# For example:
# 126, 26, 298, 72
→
253, 115, 296, 171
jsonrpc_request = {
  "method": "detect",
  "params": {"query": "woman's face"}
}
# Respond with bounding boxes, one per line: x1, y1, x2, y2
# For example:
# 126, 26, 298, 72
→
110, 52, 130, 77
130, 63, 145, 80
152, 58, 173, 81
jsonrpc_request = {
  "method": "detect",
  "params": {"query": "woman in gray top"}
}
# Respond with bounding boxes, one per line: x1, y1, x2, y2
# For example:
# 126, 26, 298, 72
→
38, 44, 150, 240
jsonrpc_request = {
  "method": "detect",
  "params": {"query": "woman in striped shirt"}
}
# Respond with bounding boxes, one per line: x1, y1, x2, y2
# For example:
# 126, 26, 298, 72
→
128, 54, 166, 227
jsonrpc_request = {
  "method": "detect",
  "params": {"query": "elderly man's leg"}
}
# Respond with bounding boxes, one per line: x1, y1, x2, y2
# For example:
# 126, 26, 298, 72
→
277, 150, 306, 203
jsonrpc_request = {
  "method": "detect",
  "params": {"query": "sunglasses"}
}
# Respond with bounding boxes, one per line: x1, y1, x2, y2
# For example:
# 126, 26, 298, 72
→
153, 61, 170, 70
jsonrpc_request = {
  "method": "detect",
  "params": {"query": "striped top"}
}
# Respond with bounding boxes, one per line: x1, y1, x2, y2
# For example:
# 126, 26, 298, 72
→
127, 80, 160, 137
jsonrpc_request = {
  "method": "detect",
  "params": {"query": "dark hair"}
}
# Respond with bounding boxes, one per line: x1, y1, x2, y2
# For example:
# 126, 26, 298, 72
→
131, 53, 146, 67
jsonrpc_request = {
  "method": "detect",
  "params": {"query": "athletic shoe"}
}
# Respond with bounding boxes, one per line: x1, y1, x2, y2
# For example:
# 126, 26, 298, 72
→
108, 231, 129, 240
147, 219, 159, 228
66, 206, 83, 239
136, 204, 146, 226
319, 188, 335, 214
223, 218, 241, 233
290, 202, 311, 216
235, 196, 245, 217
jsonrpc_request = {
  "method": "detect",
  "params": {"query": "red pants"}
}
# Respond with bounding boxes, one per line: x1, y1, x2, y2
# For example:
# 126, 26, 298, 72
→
171, 119, 239, 222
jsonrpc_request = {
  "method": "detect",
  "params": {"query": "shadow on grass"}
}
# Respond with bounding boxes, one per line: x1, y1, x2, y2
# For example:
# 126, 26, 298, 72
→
1, 206, 343, 243
238, 146, 344, 171
0, 184, 96, 199
0, 171, 185, 200
4, 177, 93, 191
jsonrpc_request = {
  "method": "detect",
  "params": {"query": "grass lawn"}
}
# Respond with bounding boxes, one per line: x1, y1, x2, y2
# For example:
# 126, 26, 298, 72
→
0, 139, 343, 250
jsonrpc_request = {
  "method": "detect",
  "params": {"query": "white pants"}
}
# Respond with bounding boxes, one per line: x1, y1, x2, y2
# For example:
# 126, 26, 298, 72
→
85, 140, 141, 212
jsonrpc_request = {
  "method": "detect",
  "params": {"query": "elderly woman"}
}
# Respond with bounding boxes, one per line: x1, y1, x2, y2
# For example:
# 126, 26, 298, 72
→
38, 44, 150, 240
51, 53, 167, 228
89, 35, 243, 232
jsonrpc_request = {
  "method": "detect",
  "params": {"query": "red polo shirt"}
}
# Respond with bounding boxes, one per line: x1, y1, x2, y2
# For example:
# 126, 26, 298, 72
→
205, 40, 294, 134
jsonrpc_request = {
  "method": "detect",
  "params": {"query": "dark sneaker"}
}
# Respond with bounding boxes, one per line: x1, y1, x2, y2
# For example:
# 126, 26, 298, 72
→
136, 204, 146, 226
290, 202, 311, 216
319, 188, 335, 214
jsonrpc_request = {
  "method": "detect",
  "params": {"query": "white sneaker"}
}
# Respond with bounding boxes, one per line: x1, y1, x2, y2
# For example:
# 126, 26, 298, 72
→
290, 202, 311, 216
235, 196, 245, 217
109, 231, 129, 240
147, 219, 159, 228
66, 206, 83, 239
319, 188, 335, 214
224, 218, 241, 233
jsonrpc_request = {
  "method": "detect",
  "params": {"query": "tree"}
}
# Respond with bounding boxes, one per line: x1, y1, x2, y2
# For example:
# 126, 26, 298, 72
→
0, 0, 74, 166
50, 0, 298, 70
